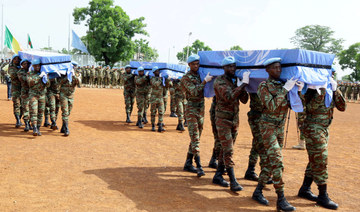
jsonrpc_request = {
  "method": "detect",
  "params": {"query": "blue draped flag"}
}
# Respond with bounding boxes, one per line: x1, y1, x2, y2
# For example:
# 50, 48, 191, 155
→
71, 30, 89, 54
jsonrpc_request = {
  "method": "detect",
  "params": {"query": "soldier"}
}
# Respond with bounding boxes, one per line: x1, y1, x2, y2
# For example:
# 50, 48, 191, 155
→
89, 65, 96, 88
345, 82, 352, 101
212, 56, 249, 191
353, 82, 359, 101
292, 111, 306, 150
208, 96, 220, 169
297, 71, 346, 210
0, 58, 4, 84
123, 65, 136, 123
149, 66, 165, 132
28, 59, 50, 136
252, 58, 296, 211
169, 81, 177, 117
173, 78, 185, 131
8, 55, 22, 128
135, 66, 150, 128
45, 77, 61, 130
112, 68, 119, 88
4, 62, 12, 100
104, 66, 111, 88
17, 59, 32, 132
181, 54, 213, 177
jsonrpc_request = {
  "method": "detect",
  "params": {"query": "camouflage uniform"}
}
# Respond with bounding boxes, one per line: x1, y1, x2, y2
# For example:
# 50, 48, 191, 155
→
303, 88, 346, 185
28, 71, 50, 127
123, 72, 136, 115
181, 70, 205, 156
353, 84, 359, 101
169, 85, 177, 114
209, 96, 221, 165
150, 76, 164, 125
9, 64, 22, 116
59, 75, 80, 122
17, 68, 31, 122
257, 79, 289, 192
247, 93, 263, 167
345, 84, 352, 100
45, 78, 60, 122
174, 79, 185, 121
89, 67, 96, 87
135, 75, 150, 120
163, 82, 169, 113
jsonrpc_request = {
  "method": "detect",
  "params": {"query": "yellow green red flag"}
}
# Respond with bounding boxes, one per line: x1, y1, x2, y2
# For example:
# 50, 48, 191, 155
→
4, 26, 22, 54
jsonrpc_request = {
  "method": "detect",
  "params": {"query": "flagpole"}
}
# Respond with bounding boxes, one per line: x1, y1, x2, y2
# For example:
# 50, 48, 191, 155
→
68, 14, 70, 52
1, 4, 4, 58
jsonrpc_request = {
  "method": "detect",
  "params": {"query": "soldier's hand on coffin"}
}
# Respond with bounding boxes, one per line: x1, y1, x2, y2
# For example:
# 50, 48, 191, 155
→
204, 72, 213, 83
237, 78, 242, 87
242, 71, 250, 84
330, 78, 337, 91
131, 70, 135, 74
145, 71, 149, 76
283, 77, 297, 91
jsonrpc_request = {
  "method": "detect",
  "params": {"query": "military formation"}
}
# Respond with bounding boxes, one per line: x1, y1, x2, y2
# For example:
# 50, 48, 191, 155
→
75, 65, 124, 88
338, 81, 360, 102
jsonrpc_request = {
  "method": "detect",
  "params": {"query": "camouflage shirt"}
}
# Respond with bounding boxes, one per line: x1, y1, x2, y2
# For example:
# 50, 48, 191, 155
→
8, 64, 21, 92
59, 75, 80, 97
17, 69, 30, 96
150, 77, 163, 98
257, 79, 289, 122
123, 73, 136, 91
47, 78, 60, 95
249, 93, 263, 112
135, 75, 150, 94
28, 71, 50, 96
173, 79, 184, 99
181, 70, 204, 104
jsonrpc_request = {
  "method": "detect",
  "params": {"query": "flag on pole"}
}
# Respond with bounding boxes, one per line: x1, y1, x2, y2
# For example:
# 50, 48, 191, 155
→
4, 26, 22, 54
71, 30, 89, 54
28, 34, 33, 49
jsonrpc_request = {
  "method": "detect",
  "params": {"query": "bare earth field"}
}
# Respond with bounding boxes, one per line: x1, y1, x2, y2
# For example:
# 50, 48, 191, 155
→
0, 84, 359, 212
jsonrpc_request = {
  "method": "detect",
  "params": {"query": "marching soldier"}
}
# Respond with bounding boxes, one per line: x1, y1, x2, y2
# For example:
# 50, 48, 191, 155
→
173, 78, 185, 131
8, 55, 22, 128
17, 59, 32, 132
122, 65, 136, 123
135, 66, 150, 128
149, 66, 165, 132
169, 81, 177, 117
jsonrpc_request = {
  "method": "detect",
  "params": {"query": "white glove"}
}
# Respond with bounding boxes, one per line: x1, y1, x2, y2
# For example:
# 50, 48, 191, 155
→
159, 73, 162, 78
242, 71, 250, 84
237, 78, 242, 87
145, 71, 149, 76
204, 72, 213, 82
131, 70, 135, 74
71, 69, 75, 76
329, 78, 337, 91
296, 81, 304, 92
283, 77, 297, 91
39, 71, 46, 77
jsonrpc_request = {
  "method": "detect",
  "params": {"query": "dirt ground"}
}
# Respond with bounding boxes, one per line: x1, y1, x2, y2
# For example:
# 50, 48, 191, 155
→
0, 84, 359, 212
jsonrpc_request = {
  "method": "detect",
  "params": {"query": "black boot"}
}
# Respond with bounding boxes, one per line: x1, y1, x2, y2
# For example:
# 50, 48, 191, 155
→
137, 117, 143, 128
15, 114, 21, 128
183, 153, 197, 173
276, 191, 296, 211
170, 112, 177, 117
37, 126, 42, 136
43, 116, 50, 127
184, 120, 188, 127
208, 149, 218, 169
142, 112, 148, 124
317, 184, 338, 210
151, 123, 156, 131
212, 163, 229, 187
267, 177, 274, 184
126, 113, 132, 123
227, 167, 243, 192
244, 163, 259, 181
194, 155, 205, 177
64, 121, 70, 136
51, 119, 58, 130
158, 124, 165, 132
24, 120, 30, 132
60, 122, 65, 133
252, 183, 269, 205
178, 121, 185, 131
33, 125, 39, 136
298, 176, 318, 201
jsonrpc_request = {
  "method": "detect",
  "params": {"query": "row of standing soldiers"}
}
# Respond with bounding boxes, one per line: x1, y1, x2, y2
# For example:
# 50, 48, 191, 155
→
6, 55, 80, 136
338, 82, 360, 101
77, 65, 124, 88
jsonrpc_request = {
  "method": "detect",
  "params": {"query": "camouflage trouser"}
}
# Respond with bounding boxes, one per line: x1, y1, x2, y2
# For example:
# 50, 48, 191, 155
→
29, 94, 46, 127
150, 97, 164, 124
89, 77, 94, 86
45, 93, 60, 120
98, 78, 103, 87
136, 92, 148, 119
163, 93, 168, 113
21, 93, 30, 121
175, 95, 184, 121
354, 93, 358, 101
258, 120, 285, 192
346, 92, 351, 100
124, 90, 135, 114
112, 79, 118, 87
170, 88, 176, 113
303, 122, 329, 185
104, 77, 110, 86
210, 105, 221, 162
297, 112, 306, 140
215, 114, 239, 168
185, 101, 204, 156
12, 90, 22, 116
60, 93, 74, 122
247, 111, 261, 166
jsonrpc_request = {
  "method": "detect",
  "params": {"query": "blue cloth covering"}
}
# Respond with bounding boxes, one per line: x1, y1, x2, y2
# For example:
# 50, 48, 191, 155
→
129, 61, 186, 79
198, 49, 335, 112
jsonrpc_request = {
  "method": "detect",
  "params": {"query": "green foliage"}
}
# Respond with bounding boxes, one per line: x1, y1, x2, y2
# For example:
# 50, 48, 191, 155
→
290, 25, 344, 54
341, 75, 352, 82
229, 45, 243, 51
134, 39, 159, 61
338, 42, 360, 81
40, 47, 53, 51
176, 39, 212, 62
59, 48, 84, 55
73, 0, 147, 66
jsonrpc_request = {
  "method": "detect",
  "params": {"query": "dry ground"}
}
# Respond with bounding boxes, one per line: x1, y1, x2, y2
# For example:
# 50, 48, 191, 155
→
0, 84, 359, 211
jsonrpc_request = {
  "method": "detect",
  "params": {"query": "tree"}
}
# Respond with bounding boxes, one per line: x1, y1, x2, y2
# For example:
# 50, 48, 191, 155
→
134, 39, 159, 61
229, 45, 243, 51
290, 25, 344, 54
176, 39, 212, 62
73, 0, 147, 66
338, 43, 360, 81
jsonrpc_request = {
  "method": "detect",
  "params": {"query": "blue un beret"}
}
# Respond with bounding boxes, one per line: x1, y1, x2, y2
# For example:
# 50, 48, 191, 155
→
263, 57, 282, 66
20, 59, 30, 65
125, 65, 131, 69
137, 66, 144, 71
152, 66, 159, 72
187, 54, 200, 63
32, 59, 41, 65
222, 56, 236, 66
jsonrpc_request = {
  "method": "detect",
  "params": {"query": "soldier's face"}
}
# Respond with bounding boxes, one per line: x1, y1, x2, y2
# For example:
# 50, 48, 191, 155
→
223, 63, 236, 78
21, 61, 30, 69
13, 57, 20, 65
33, 64, 41, 72
188, 61, 199, 72
125, 68, 131, 74
266, 62, 282, 79
154, 70, 160, 77
139, 71, 144, 76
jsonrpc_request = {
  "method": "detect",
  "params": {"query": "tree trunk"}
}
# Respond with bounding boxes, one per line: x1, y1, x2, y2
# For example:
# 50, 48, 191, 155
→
103, 52, 110, 66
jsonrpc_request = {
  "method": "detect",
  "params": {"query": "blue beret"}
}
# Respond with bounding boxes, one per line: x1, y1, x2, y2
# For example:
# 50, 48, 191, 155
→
137, 66, 144, 71
331, 65, 336, 72
263, 57, 282, 66
12, 54, 20, 60
72, 61, 78, 66
125, 65, 131, 69
187, 54, 200, 63
32, 59, 41, 65
20, 59, 30, 65
152, 66, 159, 72
222, 56, 236, 66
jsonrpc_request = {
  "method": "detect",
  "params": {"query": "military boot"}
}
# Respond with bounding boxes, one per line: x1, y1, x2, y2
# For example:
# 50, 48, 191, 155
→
317, 184, 338, 210
64, 121, 70, 136
276, 191, 296, 211
43, 115, 50, 127
15, 114, 21, 128
136, 117, 141, 126
244, 163, 259, 181
151, 123, 156, 131
194, 155, 205, 177
37, 125, 42, 136
51, 119, 58, 130
252, 183, 269, 205
227, 167, 243, 192
142, 112, 148, 124
32, 125, 39, 136
24, 120, 30, 132
212, 163, 229, 187
60, 122, 65, 133
208, 149, 218, 169
183, 153, 197, 173
298, 176, 318, 201
184, 120, 188, 127
158, 124, 165, 132
126, 113, 132, 123
176, 120, 185, 131
170, 112, 177, 117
